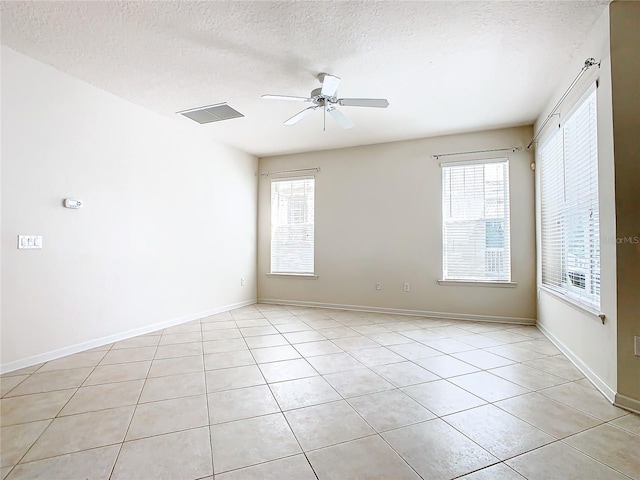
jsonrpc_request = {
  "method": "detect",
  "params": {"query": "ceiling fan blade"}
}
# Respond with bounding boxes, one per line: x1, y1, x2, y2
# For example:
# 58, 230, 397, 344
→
284, 106, 319, 125
338, 98, 389, 108
321, 74, 341, 97
262, 94, 311, 102
327, 107, 354, 129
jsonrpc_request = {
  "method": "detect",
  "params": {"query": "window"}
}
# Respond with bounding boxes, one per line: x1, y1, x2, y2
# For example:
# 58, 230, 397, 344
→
270, 176, 315, 274
539, 85, 599, 308
442, 158, 511, 282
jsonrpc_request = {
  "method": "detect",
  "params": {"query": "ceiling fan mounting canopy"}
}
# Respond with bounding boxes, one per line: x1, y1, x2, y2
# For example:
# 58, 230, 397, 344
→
261, 73, 389, 129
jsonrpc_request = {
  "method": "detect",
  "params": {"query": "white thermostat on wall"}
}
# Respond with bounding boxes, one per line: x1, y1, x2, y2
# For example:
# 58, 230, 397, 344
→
64, 198, 83, 209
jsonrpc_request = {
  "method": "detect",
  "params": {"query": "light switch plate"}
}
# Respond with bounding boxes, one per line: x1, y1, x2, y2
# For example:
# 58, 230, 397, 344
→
18, 235, 43, 249
634, 336, 640, 357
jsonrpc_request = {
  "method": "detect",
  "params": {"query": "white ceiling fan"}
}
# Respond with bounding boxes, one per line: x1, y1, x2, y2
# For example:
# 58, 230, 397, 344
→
262, 73, 389, 129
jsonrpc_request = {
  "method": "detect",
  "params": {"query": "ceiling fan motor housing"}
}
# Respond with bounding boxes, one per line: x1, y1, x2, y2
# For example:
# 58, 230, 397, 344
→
309, 87, 337, 106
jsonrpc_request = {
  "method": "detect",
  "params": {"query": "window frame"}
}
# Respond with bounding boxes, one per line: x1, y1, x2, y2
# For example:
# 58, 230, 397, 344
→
269, 175, 316, 276
538, 84, 600, 311
440, 157, 512, 284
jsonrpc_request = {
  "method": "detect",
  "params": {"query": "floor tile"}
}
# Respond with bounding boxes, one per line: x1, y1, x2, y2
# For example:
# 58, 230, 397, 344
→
517, 339, 561, 356
444, 404, 555, 460
22, 406, 134, 462
308, 434, 421, 480
315, 326, 358, 339
203, 350, 255, 370
202, 339, 247, 355
609, 413, 640, 436
1, 420, 51, 467
159, 331, 202, 345
448, 371, 530, 402
539, 382, 627, 421
495, 392, 602, 438
564, 423, 640, 478
382, 418, 498, 479
210, 413, 301, 472
100, 347, 156, 365
276, 322, 315, 333
251, 345, 301, 363
415, 355, 480, 377
348, 389, 435, 432
240, 325, 279, 337
485, 330, 532, 344
200, 320, 237, 331
208, 385, 279, 424
388, 342, 442, 360
485, 344, 548, 362
126, 395, 208, 440
459, 463, 526, 479
147, 355, 204, 378
37, 351, 106, 372
0, 390, 76, 426
400, 329, 444, 342
488, 363, 567, 390
216, 454, 316, 480
293, 340, 342, 357
348, 346, 406, 367
452, 350, 514, 369
369, 332, 414, 346
456, 334, 505, 349
0, 376, 28, 398
523, 355, 585, 381
324, 368, 394, 398
285, 400, 375, 450
83, 361, 151, 386
283, 330, 326, 344
350, 324, 391, 336
140, 371, 206, 403
162, 321, 201, 334
505, 441, 629, 480
202, 328, 242, 341
423, 338, 476, 354
244, 334, 288, 349
205, 365, 264, 393
112, 427, 212, 480
5, 368, 93, 397
60, 379, 144, 415
372, 361, 439, 387
402, 380, 486, 416
235, 318, 270, 328
269, 376, 341, 410
306, 353, 363, 374
331, 336, 380, 351
6, 445, 119, 480
258, 358, 317, 383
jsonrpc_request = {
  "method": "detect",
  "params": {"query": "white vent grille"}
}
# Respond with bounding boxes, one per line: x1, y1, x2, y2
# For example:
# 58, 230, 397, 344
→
178, 103, 244, 124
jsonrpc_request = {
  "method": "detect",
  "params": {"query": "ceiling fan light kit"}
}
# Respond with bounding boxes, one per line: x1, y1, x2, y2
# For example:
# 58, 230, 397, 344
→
262, 73, 389, 129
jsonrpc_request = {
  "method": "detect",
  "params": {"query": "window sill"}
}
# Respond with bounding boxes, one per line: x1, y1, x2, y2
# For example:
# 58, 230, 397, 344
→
438, 280, 517, 288
267, 273, 318, 279
539, 285, 605, 323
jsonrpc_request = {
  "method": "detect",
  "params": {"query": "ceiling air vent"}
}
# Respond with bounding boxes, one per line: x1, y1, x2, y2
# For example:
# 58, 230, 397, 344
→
178, 103, 244, 124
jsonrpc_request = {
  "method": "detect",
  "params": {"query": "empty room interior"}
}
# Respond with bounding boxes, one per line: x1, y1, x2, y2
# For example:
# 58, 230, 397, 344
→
1, 1, 639, 479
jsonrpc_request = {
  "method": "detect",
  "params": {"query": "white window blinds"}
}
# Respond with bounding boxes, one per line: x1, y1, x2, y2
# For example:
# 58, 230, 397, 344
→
442, 159, 511, 281
539, 85, 599, 308
270, 177, 315, 274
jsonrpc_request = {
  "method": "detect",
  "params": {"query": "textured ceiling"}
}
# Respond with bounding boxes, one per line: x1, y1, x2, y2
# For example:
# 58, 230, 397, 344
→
1, 1, 609, 157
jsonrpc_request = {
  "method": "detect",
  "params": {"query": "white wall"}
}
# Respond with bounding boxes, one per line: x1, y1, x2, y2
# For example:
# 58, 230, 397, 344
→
1, 47, 258, 371
534, 8, 618, 398
258, 126, 536, 322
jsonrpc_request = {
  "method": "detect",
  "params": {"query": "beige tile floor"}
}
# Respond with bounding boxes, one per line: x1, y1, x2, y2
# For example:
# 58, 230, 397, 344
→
1, 303, 639, 480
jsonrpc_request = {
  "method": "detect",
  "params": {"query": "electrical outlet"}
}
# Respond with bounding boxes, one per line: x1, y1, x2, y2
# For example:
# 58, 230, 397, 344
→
240, 277, 245, 286
376, 282, 382, 291
403, 282, 410, 292
635, 336, 640, 357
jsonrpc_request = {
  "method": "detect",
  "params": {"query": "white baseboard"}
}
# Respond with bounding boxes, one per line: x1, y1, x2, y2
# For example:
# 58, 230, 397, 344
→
257, 298, 535, 325
0, 298, 257, 375
614, 393, 640, 415
537, 322, 617, 403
